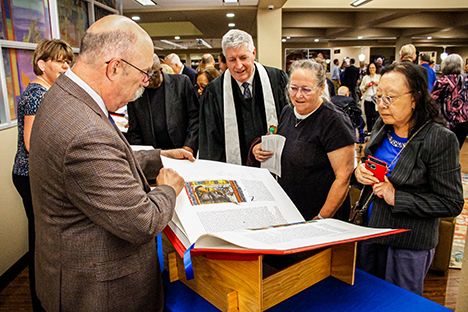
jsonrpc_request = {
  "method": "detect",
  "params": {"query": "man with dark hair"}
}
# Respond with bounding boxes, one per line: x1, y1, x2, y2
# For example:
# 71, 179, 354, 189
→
127, 55, 199, 156
331, 59, 341, 94
218, 52, 227, 73
420, 53, 436, 92
342, 58, 360, 102
199, 29, 288, 165
29, 15, 193, 312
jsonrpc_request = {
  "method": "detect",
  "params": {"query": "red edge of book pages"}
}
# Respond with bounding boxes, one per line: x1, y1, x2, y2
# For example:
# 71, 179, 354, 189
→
163, 226, 408, 262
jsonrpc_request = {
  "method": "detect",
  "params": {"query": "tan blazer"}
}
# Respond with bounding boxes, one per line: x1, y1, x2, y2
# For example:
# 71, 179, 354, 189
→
29, 74, 176, 312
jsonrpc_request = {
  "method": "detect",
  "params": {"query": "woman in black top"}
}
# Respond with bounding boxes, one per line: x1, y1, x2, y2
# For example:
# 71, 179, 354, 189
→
252, 59, 355, 221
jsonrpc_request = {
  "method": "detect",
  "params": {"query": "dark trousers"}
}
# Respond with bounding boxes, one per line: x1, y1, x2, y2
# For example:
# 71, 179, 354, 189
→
451, 121, 468, 149
364, 100, 379, 133
357, 240, 434, 296
12, 173, 45, 312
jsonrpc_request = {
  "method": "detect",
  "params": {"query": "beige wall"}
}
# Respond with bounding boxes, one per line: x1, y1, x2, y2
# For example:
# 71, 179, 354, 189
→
0, 127, 28, 276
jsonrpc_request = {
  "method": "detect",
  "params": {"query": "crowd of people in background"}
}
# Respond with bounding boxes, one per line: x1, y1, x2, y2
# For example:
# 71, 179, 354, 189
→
11, 15, 467, 312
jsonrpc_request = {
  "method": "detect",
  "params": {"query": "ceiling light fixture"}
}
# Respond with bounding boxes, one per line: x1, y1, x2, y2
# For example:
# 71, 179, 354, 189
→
135, 0, 156, 6
350, 0, 373, 7
228, 23, 235, 27
427, 36, 432, 40
357, 36, 363, 39
314, 39, 319, 42
196, 38, 213, 49
223, 0, 238, 3
226, 13, 235, 18
161, 40, 187, 49
282, 39, 286, 42
174, 36, 180, 40
131, 16, 140, 21
441, 46, 448, 61
286, 37, 290, 39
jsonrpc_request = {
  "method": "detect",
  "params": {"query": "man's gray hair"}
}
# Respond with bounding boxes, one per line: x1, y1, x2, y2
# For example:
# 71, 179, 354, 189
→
441, 53, 464, 75
165, 53, 182, 66
289, 59, 326, 88
222, 29, 255, 55
202, 53, 215, 64
79, 29, 136, 67
399, 44, 416, 61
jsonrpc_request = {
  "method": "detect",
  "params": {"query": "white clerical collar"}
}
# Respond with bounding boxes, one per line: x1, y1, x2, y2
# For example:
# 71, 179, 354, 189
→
179, 64, 185, 74
294, 105, 320, 120
235, 65, 256, 90
65, 69, 109, 117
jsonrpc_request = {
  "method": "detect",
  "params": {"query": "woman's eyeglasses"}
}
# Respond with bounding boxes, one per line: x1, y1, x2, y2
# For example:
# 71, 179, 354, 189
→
372, 92, 412, 106
288, 84, 319, 96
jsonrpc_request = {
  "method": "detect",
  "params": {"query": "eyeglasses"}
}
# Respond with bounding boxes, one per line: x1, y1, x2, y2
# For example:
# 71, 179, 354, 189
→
55, 59, 71, 66
372, 92, 412, 106
105, 59, 154, 83
288, 84, 319, 96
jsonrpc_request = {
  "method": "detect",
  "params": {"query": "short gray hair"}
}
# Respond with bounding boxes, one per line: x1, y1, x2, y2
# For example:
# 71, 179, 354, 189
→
165, 53, 182, 66
441, 53, 464, 75
79, 29, 136, 67
289, 59, 326, 88
399, 44, 416, 61
222, 29, 255, 55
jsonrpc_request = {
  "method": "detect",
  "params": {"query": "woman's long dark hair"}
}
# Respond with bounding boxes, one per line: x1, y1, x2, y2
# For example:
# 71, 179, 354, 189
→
381, 62, 444, 136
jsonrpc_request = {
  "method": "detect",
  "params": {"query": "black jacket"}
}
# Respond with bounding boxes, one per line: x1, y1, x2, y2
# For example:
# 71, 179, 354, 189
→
127, 72, 199, 153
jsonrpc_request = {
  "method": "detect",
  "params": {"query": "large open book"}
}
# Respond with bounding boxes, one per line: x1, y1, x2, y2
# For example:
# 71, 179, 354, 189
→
161, 157, 403, 256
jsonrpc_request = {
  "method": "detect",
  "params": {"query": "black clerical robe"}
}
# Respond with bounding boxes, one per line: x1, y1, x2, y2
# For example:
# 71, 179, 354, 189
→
199, 65, 288, 164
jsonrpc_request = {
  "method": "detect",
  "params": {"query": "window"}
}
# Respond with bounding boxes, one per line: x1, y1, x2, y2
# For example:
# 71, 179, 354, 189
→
0, 0, 120, 130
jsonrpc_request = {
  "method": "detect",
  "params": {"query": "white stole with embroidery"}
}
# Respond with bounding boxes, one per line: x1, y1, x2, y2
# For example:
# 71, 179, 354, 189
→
223, 62, 278, 165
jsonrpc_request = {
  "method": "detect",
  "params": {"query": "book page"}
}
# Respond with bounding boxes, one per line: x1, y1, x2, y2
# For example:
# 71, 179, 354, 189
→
195, 219, 396, 251
161, 157, 305, 245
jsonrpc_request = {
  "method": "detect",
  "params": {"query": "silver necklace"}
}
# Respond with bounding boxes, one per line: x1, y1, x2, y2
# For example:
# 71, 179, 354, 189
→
295, 118, 304, 127
387, 131, 406, 148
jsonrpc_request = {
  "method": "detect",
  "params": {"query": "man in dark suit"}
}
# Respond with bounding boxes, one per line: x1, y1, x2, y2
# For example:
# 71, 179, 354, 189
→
164, 53, 198, 88
342, 58, 360, 102
29, 15, 194, 312
199, 29, 288, 165
127, 55, 199, 156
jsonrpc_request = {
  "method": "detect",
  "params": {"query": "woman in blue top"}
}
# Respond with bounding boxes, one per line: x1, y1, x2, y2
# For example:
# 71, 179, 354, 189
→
12, 39, 73, 311
353, 61, 464, 295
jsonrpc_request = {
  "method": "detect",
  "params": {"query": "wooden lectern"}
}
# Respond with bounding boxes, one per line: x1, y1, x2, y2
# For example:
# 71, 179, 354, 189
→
163, 230, 356, 312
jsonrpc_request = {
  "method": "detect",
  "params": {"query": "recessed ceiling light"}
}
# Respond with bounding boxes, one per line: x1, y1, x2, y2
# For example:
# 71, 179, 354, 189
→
282, 39, 286, 42
357, 36, 363, 39
427, 36, 432, 39
226, 13, 235, 18
135, 0, 156, 6
224, 0, 238, 3
228, 23, 235, 27
131, 16, 140, 21
314, 39, 319, 42
286, 37, 290, 39
175, 36, 180, 40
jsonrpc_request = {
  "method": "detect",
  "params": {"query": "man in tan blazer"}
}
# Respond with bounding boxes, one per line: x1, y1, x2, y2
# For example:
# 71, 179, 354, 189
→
29, 15, 193, 312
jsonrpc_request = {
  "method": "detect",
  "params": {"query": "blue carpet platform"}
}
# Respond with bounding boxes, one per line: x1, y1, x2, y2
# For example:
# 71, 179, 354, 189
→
163, 269, 449, 311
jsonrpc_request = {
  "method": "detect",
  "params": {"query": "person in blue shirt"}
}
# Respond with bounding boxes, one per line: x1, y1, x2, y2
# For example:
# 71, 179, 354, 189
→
353, 61, 463, 296
331, 59, 341, 94
420, 53, 437, 92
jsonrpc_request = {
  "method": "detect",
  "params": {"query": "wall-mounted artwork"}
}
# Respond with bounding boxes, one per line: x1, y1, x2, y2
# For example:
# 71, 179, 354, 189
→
57, 0, 88, 47
3, 48, 35, 121
1, 0, 52, 43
